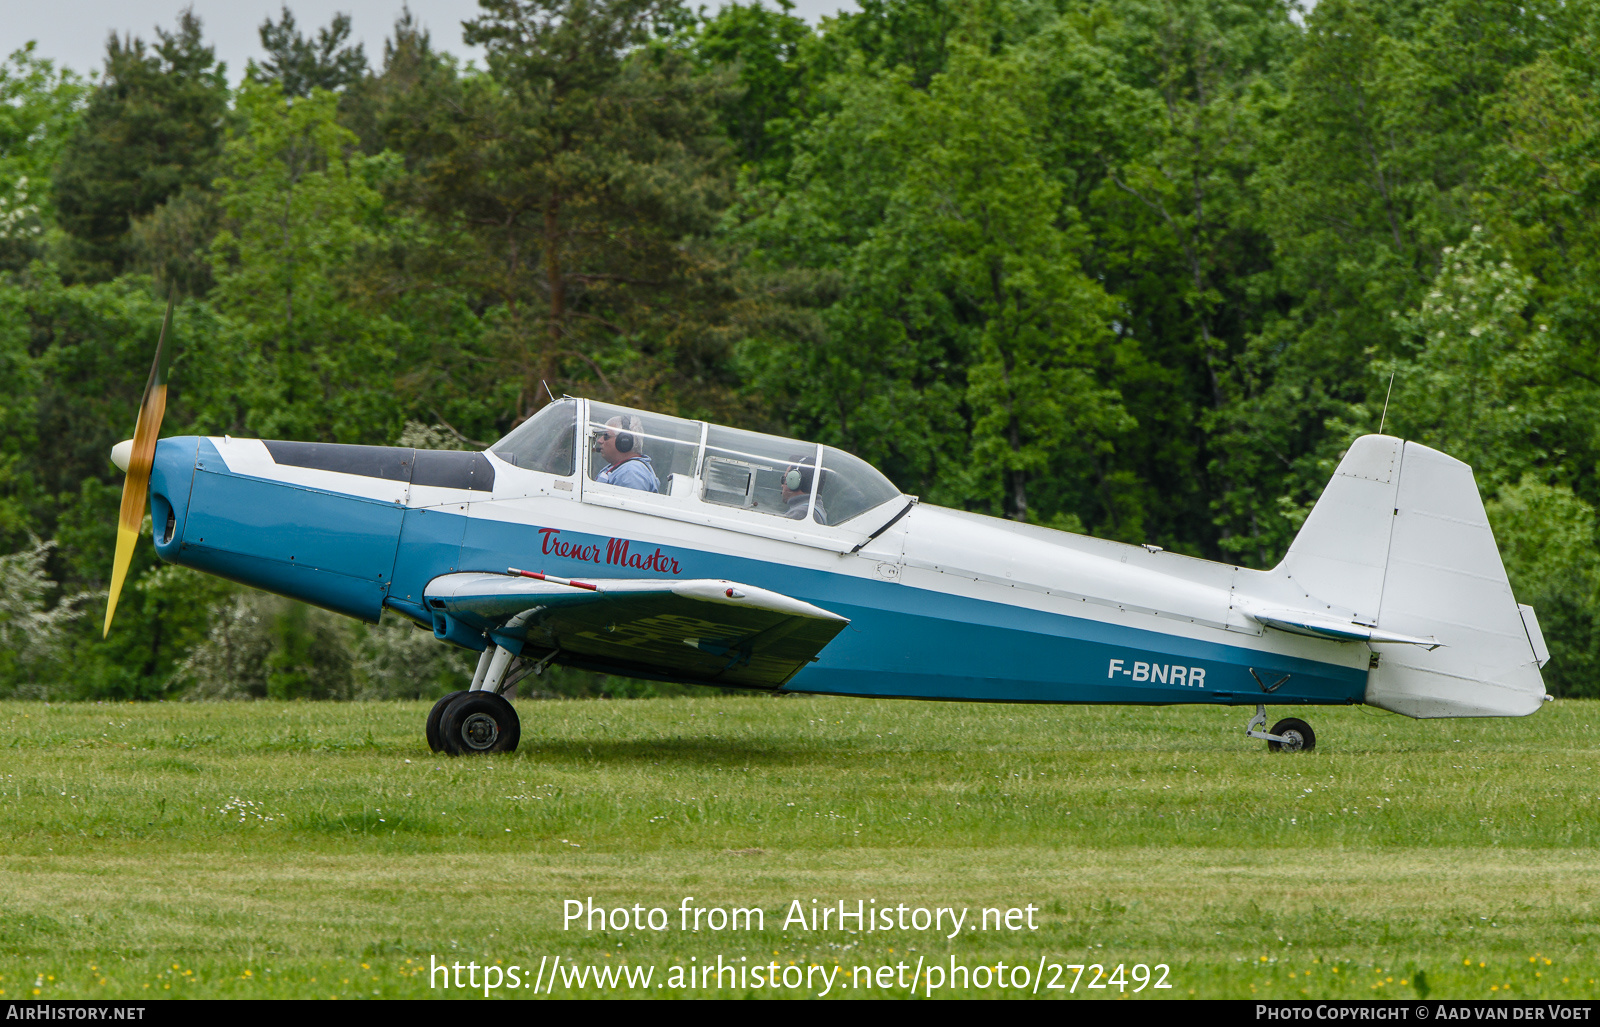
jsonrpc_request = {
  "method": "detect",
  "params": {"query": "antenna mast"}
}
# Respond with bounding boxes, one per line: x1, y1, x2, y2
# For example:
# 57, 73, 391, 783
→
1379, 368, 1396, 436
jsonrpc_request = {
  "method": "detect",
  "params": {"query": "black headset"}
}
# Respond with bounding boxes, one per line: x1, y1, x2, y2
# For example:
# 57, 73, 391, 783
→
600, 416, 639, 454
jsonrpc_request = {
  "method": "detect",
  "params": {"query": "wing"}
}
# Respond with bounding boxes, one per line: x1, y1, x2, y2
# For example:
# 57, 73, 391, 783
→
424, 571, 850, 689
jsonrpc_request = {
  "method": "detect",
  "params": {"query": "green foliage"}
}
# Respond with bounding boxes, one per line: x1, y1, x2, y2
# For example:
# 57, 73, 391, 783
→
821, 0, 961, 89
0, 270, 220, 536
202, 596, 433, 702
248, 7, 368, 98
1089, 0, 1294, 558
338, 9, 453, 158
1230, 0, 1574, 566
399, 0, 743, 423
1383, 229, 1552, 488
0, 279, 43, 543
0, 43, 86, 267
52, 11, 228, 281
49, 484, 237, 700
9, 0, 1600, 697
181, 593, 477, 701
897, 41, 1132, 523
1487, 479, 1600, 696
691, 0, 814, 176
1479, 18, 1600, 508
352, 611, 477, 699
745, 13, 1136, 529
127, 185, 222, 297
210, 81, 404, 443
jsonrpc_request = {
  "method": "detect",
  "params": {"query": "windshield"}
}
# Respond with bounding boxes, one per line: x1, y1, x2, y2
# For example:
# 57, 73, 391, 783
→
490, 399, 577, 476
818, 446, 903, 525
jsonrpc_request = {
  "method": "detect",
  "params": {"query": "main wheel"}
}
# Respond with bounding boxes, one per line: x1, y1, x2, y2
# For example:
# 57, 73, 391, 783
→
439, 691, 522, 755
1267, 717, 1315, 753
426, 690, 468, 753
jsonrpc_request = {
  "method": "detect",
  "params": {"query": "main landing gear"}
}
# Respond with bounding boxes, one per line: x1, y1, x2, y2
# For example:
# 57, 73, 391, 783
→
1245, 704, 1316, 753
431, 691, 520, 754
426, 646, 557, 756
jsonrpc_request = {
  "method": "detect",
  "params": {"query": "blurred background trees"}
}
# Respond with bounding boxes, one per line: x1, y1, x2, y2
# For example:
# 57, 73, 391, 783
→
6, 0, 1600, 698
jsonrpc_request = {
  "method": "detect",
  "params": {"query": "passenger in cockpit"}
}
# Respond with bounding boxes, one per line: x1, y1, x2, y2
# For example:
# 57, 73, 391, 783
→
595, 415, 660, 492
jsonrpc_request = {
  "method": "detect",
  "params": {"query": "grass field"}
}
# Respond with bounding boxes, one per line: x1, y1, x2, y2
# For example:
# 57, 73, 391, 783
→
2, 694, 1598, 1000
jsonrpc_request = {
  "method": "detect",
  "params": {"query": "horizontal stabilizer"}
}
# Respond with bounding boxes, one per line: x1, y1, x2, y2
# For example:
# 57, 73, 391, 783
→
1248, 609, 1441, 649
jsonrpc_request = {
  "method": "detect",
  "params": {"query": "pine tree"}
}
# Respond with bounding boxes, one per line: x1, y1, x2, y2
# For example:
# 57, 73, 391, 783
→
52, 11, 228, 281
409, 0, 737, 423
249, 6, 369, 98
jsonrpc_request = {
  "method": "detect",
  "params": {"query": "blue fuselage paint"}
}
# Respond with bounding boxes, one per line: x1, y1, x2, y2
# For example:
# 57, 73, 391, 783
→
453, 517, 1366, 706
147, 437, 1368, 706
152, 438, 397, 621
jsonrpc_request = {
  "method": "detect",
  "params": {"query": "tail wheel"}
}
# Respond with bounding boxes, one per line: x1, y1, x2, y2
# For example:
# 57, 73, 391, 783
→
425, 690, 469, 753
1268, 718, 1315, 753
439, 692, 522, 755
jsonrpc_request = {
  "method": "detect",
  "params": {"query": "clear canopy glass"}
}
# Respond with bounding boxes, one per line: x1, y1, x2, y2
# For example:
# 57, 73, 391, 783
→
489, 398, 576, 476
700, 424, 821, 521
818, 446, 903, 525
585, 401, 703, 494
491, 398, 903, 529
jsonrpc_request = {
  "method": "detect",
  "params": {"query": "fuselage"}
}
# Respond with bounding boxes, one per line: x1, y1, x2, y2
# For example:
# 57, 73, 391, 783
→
147, 432, 1369, 707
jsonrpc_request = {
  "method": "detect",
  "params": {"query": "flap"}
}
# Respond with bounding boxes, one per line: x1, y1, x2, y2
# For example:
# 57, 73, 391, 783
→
424, 571, 850, 689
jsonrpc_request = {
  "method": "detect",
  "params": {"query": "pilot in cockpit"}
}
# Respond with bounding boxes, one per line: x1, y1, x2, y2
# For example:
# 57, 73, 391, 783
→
782, 456, 827, 523
595, 415, 660, 492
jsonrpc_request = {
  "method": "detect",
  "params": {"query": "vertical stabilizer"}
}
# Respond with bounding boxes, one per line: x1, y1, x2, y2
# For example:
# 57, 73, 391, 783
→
1278, 435, 1402, 625
1277, 436, 1547, 718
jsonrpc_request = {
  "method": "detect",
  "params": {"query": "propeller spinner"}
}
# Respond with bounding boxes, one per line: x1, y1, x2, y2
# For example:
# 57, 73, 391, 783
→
104, 294, 175, 636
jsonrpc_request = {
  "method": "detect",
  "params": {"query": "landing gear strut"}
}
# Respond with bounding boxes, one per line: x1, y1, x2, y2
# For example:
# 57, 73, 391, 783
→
1245, 704, 1316, 753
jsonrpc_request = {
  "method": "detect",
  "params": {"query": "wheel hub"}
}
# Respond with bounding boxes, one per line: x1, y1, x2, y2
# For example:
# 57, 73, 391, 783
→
1278, 729, 1304, 752
460, 711, 500, 750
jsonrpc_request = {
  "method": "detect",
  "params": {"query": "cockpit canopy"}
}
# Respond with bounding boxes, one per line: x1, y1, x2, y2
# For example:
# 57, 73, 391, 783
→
490, 398, 902, 528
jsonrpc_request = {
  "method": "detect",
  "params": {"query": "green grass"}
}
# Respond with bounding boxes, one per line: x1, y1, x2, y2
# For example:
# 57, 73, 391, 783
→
2, 695, 1598, 999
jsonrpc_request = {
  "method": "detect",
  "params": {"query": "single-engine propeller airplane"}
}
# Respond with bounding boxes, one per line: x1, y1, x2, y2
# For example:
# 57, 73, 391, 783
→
105, 317, 1551, 755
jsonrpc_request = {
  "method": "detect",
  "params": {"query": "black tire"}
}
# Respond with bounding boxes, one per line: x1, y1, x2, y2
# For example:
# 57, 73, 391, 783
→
1267, 717, 1315, 753
439, 691, 522, 755
426, 691, 468, 753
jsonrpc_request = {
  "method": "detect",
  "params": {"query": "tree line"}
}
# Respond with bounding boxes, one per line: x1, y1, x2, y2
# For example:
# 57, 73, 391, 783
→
4, 0, 1600, 699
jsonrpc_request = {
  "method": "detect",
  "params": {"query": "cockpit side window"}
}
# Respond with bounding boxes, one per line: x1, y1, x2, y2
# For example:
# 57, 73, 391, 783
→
586, 402, 703, 494
700, 426, 826, 522
490, 398, 576, 476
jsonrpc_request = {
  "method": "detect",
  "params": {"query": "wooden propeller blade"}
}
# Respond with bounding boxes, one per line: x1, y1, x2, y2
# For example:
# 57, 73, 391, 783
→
104, 294, 175, 637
